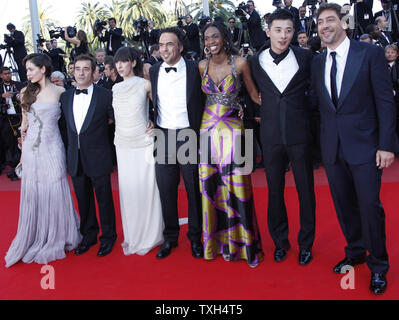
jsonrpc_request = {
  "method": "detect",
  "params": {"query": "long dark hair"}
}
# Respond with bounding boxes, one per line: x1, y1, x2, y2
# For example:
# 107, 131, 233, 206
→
114, 47, 143, 77
202, 22, 238, 58
21, 53, 52, 112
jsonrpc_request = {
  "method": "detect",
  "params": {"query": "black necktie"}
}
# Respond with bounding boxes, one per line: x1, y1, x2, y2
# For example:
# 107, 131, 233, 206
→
76, 88, 88, 95
269, 48, 290, 65
165, 67, 177, 73
330, 51, 338, 108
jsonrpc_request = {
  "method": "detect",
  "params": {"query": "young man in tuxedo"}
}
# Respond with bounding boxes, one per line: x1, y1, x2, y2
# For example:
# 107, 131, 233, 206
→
149, 27, 204, 259
250, 9, 316, 266
60, 54, 117, 257
312, 3, 398, 295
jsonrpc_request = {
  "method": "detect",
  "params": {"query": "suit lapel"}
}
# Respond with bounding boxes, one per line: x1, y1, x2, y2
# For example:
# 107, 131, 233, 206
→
185, 59, 195, 105
67, 90, 77, 133
152, 62, 160, 112
338, 40, 365, 109
282, 46, 305, 94
319, 50, 336, 111
80, 86, 98, 134
254, 48, 281, 96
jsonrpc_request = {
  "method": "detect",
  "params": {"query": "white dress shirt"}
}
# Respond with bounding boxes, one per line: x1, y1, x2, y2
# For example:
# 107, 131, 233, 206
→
2, 84, 16, 114
73, 84, 94, 134
157, 57, 189, 129
259, 48, 299, 93
325, 37, 350, 99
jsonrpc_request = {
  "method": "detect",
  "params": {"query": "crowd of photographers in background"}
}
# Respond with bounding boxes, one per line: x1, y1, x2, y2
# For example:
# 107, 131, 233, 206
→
2, 0, 399, 181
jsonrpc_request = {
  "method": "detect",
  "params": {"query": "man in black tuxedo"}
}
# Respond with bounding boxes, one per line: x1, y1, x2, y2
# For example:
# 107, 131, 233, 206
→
250, 9, 316, 266
312, 3, 398, 295
149, 27, 204, 259
242, 1, 266, 51
60, 54, 117, 257
376, 16, 394, 45
98, 18, 124, 56
374, 0, 399, 41
5, 23, 27, 82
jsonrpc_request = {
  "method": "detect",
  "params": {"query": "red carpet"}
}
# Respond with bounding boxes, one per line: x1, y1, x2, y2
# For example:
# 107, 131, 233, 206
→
1, 171, 399, 300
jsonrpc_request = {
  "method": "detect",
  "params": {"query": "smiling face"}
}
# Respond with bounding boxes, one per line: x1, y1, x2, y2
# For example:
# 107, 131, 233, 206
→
266, 19, 294, 54
26, 60, 46, 83
159, 32, 183, 66
317, 9, 347, 49
204, 26, 224, 56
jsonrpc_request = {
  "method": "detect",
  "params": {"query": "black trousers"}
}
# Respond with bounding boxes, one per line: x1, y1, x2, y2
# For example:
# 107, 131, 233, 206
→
71, 151, 117, 245
324, 143, 389, 274
262, 143, 316, 250
154, 128, 202, 243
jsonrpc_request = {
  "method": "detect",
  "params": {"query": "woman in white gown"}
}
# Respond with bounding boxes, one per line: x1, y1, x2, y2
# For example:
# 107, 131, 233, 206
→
112, 47, 163, 255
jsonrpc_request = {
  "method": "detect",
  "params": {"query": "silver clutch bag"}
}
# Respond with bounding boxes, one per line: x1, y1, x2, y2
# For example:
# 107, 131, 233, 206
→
15, 164, 22, 179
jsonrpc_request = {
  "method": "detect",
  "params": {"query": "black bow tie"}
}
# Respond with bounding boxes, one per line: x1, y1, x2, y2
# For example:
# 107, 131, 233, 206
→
75, 88, 88, 95
269, 48, 290, 65
165, 67, 177, 73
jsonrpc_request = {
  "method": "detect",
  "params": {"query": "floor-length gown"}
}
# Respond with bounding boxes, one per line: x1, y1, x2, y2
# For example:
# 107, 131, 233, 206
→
5, 101, 81, 267
199, 56, 264, 266
112, 76, 164, 255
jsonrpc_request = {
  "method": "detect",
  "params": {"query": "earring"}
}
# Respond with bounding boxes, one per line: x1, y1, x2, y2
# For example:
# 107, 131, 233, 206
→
204, 47, 211, 55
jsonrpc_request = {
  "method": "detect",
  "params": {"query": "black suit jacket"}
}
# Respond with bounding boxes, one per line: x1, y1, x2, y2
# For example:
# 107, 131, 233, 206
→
60, 86, 115, 177
149, 59, 205, 134
99, 28, 123, 55
247, 10, 266, 49
311, 39, 399, 165
9, 30, 27, 60
250, 45, 313, 146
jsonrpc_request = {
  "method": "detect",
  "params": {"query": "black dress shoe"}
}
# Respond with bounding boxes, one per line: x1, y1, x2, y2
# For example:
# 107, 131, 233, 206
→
156, 241, 178, 259
333, 256, 366, 273
298, 249, 313, 265
75, 241, 97, 255
191, 242, 204, 258
8, 171, 19, 181
97, 243, 114, 257
370, 273, 387, 295
274, 243, 291, 262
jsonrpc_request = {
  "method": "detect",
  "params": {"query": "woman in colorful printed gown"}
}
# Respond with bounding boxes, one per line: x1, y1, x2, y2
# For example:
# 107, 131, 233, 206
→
198, 23, 263, 268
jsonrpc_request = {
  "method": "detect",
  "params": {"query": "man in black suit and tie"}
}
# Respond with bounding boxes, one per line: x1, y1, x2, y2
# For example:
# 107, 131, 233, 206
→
242, 1, 266, 51
98, 18, 124, 56
250, 9, 316, 266
374, 0, 399, 41
6, 23, 27, 82
149, 28, 205, 259
312, 3, 398, 295
60, 54, 117, 257
376, 16, 394, 45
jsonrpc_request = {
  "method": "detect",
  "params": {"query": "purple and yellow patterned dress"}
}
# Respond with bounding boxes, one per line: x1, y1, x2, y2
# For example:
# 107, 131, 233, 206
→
199, 56, 263, 266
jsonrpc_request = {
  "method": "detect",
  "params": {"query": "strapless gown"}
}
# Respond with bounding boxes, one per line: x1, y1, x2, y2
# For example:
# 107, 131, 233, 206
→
5, 101, 81, 267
